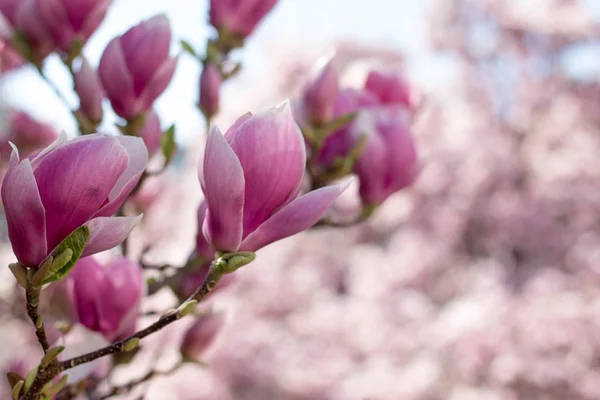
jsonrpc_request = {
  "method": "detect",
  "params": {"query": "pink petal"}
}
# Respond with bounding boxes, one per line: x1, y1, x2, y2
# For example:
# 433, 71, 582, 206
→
122, 15, 171, 95
70, 256, 105, 331
138, 56, 177, 111
98, 37, 138, 119
94, 135, 148, 217
227, 102, 306, 236
1, 155, 47, 266
239, 180, 350, 252
34, 136, 129, 251
352, 112, 389, 204
101, 258, 143, 341
199, 126, 245, 252
82, 215, 142, 257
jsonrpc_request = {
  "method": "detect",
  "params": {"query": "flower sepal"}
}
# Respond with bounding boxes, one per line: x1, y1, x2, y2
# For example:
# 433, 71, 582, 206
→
214, 251, 256, 274
32, 226, 90, 286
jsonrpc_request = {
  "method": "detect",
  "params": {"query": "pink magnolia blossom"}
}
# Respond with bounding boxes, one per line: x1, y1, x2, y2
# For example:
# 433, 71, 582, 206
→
351, 108, 419, 205
300, 60, 339, 125
209, 0, 278, 37
199, 103, 349, 253
0, 0, 55, 62
1, 133, 147, 267
35, 0, 112, 52
180, 311, 225, 361
73, 57, 104, 124
68, 256, 143, 342
137, 109, 162, 154
98, 14, 177, 120
199, 62, 221, 119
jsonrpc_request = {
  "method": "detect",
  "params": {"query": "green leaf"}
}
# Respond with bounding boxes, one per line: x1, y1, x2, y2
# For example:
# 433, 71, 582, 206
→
40, 226, 89, 284
180, 39, 197, 58
161, 124, 177, 165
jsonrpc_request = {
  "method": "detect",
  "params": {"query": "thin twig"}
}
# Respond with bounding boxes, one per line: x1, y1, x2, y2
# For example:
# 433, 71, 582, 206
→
98, 361, 184, 399
25, 280, 50, 353
58, 264, 222, 371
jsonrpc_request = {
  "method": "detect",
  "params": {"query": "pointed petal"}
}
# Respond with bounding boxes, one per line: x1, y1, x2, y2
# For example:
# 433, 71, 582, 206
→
94, 136, 148, 217
98, 37, 137, 119
34, 136, 128, 250
227, 102, 306, 236
138, 56, 177, 111
29, 132, 68, 169
70, 256, 104, 331
240, 180, 350, 252
101, 258, 143, 340
82, 215, 142, 257
352, 112, 388, 204
199, 126, 245, 252
123, 15, 171, 95
1, 157, 47, 266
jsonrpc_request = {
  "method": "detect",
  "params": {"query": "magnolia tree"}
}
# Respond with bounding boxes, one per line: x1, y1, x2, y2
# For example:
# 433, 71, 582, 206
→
0, 1, 419, 399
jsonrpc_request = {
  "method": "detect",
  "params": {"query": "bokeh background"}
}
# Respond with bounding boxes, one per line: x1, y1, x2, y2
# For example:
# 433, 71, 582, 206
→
2, 0, 600, 399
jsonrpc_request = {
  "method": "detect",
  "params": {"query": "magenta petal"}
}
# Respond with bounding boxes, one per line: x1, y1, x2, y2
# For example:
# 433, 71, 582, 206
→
76, 0, 111, 42
199, 126, 245, 252
94, 136, 148, 217
30, 132, 68, 169
82, 215, 142, 257
352, 112, 388, 204
98, 38, 137, 118
1, 157, 47, 266
227, 103, 306, 236
70, 256, 104, 331
138, 56, 177, 111
34, 136, 128, 251
101, 258, 143, 341
123, 15, 171, 94
239, 180, 350, 252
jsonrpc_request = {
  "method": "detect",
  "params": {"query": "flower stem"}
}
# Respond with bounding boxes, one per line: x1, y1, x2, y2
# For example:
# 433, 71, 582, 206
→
59, 264, 222, 370
98, 361, 185, 399
25, 277, 50, 353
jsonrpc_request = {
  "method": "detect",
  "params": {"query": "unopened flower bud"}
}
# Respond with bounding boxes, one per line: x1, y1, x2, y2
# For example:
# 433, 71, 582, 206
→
180, 311, 225, 361
199, 62, 221, 119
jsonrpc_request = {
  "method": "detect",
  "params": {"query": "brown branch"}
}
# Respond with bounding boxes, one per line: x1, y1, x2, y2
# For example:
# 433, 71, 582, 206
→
25, 280, 50, 353
58, 264, 222, 371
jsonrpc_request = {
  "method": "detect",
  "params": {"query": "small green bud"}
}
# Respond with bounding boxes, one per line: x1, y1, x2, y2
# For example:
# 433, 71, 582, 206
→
8, 263, 28, 289
42, 374, 67, 397
177, 300, 199, 317
11, 380, 23, 400
40, 346, 65, 368
214, 252, 256, 274
122, 337, 140, 352
24, 366, 38, 391
32, 256, 54, 287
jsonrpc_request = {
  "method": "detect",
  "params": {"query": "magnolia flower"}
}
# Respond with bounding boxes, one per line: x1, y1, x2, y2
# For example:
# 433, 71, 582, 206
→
300, 60, 339, 125
198, 62, 221, 119
199, 103, 349, 253
73, 57, 104, 124
35, 0, 112, 52
351, 108, 419, 205
180, 311, 225, 361
137, 109, 162, 154
98, 14, 177, 119
209, 0, 278, 37
1, 133, 147, 267
68, 256, 143, 341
